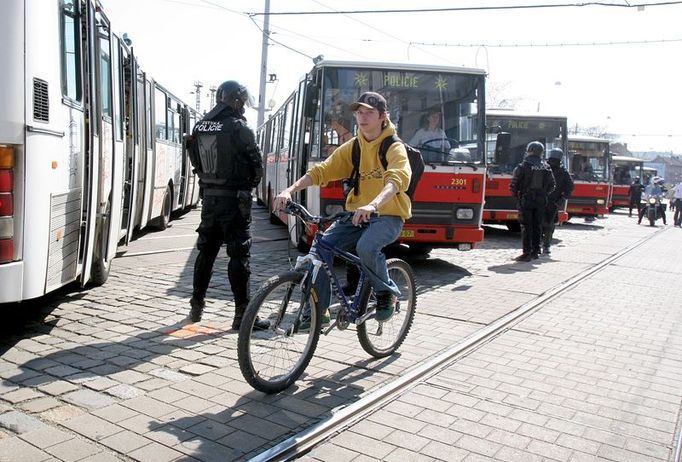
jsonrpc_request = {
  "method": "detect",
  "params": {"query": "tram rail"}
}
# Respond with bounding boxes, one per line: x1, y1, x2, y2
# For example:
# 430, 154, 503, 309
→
248, 227, 667, 462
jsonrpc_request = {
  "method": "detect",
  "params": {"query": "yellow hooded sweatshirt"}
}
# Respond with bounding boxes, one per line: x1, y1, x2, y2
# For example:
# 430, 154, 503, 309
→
306, 122, 412, 220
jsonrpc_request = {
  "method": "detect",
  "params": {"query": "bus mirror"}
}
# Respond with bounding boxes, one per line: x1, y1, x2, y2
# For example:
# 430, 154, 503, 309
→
303, 82, 319, 118
494, 132, 511, 165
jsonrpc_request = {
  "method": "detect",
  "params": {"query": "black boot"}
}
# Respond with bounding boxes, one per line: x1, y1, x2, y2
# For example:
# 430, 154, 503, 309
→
231, 304, 269, 331
189, 297, 205, 322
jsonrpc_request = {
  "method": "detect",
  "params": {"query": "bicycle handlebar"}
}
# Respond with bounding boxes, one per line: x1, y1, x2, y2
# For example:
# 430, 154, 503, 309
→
284, 201, 353, 226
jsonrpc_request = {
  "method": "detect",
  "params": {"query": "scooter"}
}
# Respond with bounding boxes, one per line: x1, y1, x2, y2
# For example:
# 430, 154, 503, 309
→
641, 195, 665, 226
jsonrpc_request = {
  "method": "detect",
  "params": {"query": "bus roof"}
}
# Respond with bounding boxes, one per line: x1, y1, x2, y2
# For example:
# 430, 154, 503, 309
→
312, 60, 487, 76
612, 155, 644, 164
568, 135, 610, 144
485, 109, 567, 121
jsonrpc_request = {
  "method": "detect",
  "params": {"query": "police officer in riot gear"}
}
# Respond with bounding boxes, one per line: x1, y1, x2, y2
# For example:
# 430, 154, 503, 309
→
510, 141, 555, 262
187, 80, 268, 330
542, 148, 574, 255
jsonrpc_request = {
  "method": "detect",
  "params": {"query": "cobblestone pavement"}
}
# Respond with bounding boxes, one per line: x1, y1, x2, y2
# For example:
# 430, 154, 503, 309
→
0, 206, 678, 461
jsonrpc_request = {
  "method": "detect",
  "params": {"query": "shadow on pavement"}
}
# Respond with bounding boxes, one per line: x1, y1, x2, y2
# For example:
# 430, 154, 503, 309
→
143, 353, 404, 461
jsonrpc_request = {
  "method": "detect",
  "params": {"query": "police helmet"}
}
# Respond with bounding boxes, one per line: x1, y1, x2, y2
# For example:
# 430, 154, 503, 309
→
526, 141, 545, 155
216, 81, 254, 112
548, 148, 563, 160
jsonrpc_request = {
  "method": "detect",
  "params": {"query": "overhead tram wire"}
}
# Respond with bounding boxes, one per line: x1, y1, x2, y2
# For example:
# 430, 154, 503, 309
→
247, 1, 682, 16
308, 0, 462, 66
410, 37, 682, 48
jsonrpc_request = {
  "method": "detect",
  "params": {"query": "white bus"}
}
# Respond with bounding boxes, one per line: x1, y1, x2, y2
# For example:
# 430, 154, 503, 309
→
0, 0, 200, 303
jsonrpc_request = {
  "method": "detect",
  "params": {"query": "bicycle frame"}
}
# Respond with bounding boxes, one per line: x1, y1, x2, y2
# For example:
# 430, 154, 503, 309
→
295, 226, 372, 328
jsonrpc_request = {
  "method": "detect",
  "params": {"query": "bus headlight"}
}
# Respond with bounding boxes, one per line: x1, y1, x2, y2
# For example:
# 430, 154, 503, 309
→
325, 205, 344, 215
456, 208, 474, 220
596, 199, 605, 205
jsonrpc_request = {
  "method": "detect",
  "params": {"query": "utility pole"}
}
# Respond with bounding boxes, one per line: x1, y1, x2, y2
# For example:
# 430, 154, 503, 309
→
192, 81, 203, 112
208, 85, 217, 109
257, 0, 271, 128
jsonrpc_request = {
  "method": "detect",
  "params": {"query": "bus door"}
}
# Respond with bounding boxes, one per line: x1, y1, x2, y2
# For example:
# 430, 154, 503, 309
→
138, 78, 155, 229
79, 0, 101, 285
121, 46, 139, 244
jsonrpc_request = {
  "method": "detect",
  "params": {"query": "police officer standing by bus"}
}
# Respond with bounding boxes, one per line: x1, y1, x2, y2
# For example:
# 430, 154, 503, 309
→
510, 141, 555, 262
186, 81, 268, 330
542, 148, 574, 255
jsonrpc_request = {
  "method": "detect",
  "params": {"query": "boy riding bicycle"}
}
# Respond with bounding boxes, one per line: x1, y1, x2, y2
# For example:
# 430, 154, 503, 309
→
273, 92, 412, 321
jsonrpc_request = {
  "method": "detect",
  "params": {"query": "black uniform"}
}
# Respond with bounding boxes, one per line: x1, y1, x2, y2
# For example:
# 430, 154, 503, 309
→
628, 180, 644, 217
510, 155, 555, 258
188, 105, 263, 325
542, 161, 574, 251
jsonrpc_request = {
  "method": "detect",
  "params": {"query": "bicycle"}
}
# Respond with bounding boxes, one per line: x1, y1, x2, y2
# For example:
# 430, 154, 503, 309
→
237, 201, 417, 393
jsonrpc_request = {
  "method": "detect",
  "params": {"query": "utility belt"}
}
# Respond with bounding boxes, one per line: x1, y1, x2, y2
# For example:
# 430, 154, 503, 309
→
203, 189, 242, 197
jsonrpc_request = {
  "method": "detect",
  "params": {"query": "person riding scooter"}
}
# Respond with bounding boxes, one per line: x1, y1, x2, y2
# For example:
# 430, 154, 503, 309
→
638, 176, 667, 225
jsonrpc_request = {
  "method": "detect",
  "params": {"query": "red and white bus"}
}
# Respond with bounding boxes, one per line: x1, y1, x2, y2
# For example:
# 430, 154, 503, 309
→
610, 155, 643, 210
257, 60, 487, 253
565, 136, 611, 219
484, 110, 569, 231
0, 0, 199, 303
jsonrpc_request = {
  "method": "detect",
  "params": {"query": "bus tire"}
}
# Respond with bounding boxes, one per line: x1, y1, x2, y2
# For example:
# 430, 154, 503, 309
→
156, 185, 172, 230
91, 200, 112, 286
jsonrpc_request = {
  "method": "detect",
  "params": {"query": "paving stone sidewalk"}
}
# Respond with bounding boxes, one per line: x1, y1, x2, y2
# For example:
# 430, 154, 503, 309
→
304, 227, 682, 462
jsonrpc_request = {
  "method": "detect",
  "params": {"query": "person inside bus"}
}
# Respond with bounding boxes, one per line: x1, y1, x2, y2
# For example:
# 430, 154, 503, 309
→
273, 91, 411, 325
409, 108, 450, 161
575, 156, 593, 180
510, 141, 555, 262
187, 80, 269, 330
542, 148, 574, 255
322, 111, 353, 157
629, 177, 644, 217
638, 176, 667, 225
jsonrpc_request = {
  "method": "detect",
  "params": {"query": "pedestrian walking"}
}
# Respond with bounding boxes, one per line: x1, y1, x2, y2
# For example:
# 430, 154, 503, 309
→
185, 80, 268, 330
542, 148, 574, 255
673, 181, 682, 227
510, 141, 555, 262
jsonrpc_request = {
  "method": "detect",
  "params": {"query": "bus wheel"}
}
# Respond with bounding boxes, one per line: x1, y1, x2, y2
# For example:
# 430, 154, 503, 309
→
156, 186, 172, 230
506, 221, 521, 232
91, 200, 111, 286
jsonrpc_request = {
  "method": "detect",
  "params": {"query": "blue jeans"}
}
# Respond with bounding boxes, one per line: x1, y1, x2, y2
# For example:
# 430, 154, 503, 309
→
310, 215, 403, 312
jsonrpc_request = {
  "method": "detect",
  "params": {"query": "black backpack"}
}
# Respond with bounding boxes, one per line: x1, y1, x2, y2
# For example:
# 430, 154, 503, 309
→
347, 135, 425, 200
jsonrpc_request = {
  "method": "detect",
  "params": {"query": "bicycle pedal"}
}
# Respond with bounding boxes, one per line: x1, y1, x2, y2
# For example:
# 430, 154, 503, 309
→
322, 320, 338, 335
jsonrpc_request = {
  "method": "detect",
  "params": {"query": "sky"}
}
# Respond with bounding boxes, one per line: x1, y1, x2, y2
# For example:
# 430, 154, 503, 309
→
102, 0, 682, 153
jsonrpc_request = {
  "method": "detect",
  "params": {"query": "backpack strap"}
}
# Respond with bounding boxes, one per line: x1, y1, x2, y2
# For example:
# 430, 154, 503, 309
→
378, 135, 400, 170
350, 138, 361, 196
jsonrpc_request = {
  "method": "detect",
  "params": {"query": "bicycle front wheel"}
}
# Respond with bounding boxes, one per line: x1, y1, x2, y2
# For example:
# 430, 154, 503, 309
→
237, 271, 321, 394
357, 258, 416, 358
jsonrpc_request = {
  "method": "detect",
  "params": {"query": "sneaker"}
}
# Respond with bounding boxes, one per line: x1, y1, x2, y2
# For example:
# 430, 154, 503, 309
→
232, 317, 270, 331
514, 254, 532, 262
375, 291, 396, 322
298, 310, 331, 332
531, 253, 540, 260
188, 297, 205, 322
543, 246, 551, 255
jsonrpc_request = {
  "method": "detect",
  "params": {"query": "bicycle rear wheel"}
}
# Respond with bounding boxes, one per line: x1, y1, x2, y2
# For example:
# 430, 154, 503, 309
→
238, 271, 321, 393
357, 258, 416, 358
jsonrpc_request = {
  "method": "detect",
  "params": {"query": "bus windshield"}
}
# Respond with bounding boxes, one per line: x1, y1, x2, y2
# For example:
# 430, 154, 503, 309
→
314, 67, 484, 164
485, 115, 565, 174
612, 161, 642, 185
568, 140, 609, 181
